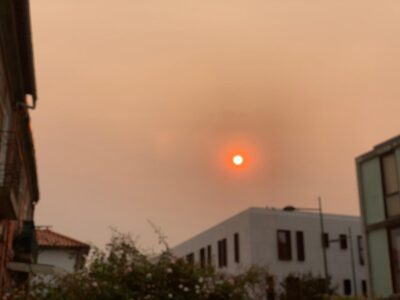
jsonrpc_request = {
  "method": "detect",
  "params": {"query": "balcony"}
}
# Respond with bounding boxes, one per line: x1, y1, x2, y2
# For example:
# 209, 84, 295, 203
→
0, 130, 21, 220
13, 221, 38, 264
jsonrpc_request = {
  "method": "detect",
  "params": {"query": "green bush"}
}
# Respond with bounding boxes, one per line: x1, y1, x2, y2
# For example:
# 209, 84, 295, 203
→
7, 232, 264, 300
278, 272, 334, 300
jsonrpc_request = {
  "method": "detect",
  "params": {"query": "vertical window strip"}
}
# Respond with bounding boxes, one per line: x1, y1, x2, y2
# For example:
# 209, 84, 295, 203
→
234, 233, 240, 263
296, 231, 305, 261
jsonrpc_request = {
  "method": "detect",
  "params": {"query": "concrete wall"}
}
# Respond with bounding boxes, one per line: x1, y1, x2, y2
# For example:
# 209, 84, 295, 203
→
37, 249, 78, 273
173, 209, 253, 274
173, 207, 367, 297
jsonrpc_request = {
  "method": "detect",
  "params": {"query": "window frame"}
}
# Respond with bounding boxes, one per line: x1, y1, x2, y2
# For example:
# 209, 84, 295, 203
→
322, 232, 330, 249
199, 247, 206, 268
296, 231, 305, 262
339, 234, 348, 250
343, 279, 352, 296
381, 152, 400, 218
234, 233, 240, 263
218, 238, 228, 268
361, 279, 367, 297
277, 230, 292, 261
357, 235, 365, 266
207, 245, 212, 266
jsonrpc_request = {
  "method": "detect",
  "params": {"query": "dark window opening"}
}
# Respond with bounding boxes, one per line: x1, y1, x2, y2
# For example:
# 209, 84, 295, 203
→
199, 248, 206, 268
207, 245, 212, 266
218, 238, 228, 267
296, 231, 305, 261
234, 233, 240, 263
357, 235, 365, 265
218, 240, 222, 268
222, 238, 227, 267
322, 233, 330, 248
361, 280, 367, 296
343, 279, 352, 295
339, 234, 348, 250
277, 230, 292, 261
265, 275, 275, 300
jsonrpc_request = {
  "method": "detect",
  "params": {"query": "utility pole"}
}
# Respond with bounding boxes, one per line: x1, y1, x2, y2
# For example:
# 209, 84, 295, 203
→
348, 227, 358, 297
318, 197, 329, 293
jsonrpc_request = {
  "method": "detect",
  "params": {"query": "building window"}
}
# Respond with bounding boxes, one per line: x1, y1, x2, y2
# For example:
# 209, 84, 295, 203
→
277, 230, 292, 261
265, 275, 275, 300
357, 235, 365, 265
222, 238, 227, 267
322, 233, 330, 248
207, 245, 212, 266
186, 253, 194, 265
199, 248, 206, 268
339, 234, 348, 250
361, 280, 367, 296
218, 238, 228, 268
343, 279, 352, 295
382, 153, 400, 217
296, 231, 305, 261
389, 227, 400, 292
234, 233, 240, 263
218, 240, 222, 267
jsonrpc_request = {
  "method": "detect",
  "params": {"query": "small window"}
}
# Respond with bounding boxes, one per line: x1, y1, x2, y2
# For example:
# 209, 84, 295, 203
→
322, 233, 330, 248
296, 231, 305, 261
222, 238, 227, 267
357, 235, 365, 265
186, 253, 194, 265
343, 279, 352, 295
339, 234, 347, 250
199, 248, 206, 268
207, 245, 212, 266
218, 240, 222, 268
361, 280, 367, 296
277, 230, 292, 261
218, 238, 228, 267
234, 233, 240, 263
266, 275, 275, 300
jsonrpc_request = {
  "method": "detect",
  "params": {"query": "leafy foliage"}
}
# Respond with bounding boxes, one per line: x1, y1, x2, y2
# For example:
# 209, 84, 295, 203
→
6, 232, 264, 300
278, 272, 333, 300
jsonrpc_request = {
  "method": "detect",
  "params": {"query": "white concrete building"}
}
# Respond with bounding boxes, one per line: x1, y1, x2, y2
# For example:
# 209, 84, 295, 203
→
173, 207, 367, 298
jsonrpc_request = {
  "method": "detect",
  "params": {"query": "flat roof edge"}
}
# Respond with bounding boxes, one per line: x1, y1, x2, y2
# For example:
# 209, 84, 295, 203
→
356, 134, 400, 163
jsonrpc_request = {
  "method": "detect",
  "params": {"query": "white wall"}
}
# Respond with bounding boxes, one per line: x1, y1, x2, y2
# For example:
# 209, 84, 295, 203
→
37, 249, 78, 273
173, 209, 253, 274
173, 207, 367, 297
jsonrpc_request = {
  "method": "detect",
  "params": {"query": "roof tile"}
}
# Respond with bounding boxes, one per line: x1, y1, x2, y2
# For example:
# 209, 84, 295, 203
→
36, 229, 90, 250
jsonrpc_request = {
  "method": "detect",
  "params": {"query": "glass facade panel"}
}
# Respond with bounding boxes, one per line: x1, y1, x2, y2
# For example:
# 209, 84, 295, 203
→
368, 229, 393, 298
387, 194, 400, 217
390, 228, 400, 292
360, 158, 386, 224
383, 154, 399, 195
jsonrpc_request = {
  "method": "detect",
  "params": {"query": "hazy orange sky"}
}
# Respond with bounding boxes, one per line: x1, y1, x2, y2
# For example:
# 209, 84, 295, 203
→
30, 0, 400, 249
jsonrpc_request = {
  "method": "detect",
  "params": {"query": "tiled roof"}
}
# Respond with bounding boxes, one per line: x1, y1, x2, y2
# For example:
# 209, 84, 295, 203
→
36, 228, 90, 250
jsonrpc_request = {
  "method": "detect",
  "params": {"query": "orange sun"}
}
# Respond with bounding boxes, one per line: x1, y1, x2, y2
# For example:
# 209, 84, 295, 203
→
232, 154, 244, 166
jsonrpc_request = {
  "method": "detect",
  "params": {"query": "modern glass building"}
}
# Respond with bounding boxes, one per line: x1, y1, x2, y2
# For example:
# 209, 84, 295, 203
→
357, 135, 400, 299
